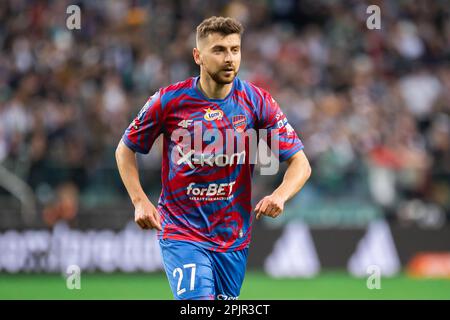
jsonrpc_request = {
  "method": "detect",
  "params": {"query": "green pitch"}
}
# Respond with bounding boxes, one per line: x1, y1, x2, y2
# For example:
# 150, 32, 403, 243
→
1, 271, 449, 300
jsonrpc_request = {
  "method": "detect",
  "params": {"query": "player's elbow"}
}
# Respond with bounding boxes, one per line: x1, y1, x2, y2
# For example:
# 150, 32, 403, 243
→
115, 140, 128, 164
115, 141, 122, 160
299, 156, 312, 181
289, 151, 312, 180
300, 153, 312, 180
116, 139, 136, 162
305, 162, 312, 180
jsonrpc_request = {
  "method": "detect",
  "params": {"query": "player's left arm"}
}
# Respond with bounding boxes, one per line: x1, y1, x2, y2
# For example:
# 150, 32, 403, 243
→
254, 149, 311, 219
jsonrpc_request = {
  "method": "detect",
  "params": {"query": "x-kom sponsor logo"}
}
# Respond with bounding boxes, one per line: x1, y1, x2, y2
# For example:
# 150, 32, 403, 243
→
171, 120, 248, 169
171, 120, 281, 175
176, 148, 246, 169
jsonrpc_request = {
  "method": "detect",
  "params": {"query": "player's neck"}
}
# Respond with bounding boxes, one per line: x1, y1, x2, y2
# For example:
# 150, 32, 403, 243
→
198, 74, 233, 100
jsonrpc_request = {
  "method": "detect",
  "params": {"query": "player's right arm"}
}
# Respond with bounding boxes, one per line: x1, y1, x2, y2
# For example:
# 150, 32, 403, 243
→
115, 91, 165, 230
115, 141, 161, 230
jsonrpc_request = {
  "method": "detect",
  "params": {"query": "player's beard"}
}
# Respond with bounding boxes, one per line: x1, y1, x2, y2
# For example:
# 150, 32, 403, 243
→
208, 66, 238, 85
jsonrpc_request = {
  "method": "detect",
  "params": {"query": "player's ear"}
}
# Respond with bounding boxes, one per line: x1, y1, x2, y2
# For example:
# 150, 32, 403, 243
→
193, 48, 202, 66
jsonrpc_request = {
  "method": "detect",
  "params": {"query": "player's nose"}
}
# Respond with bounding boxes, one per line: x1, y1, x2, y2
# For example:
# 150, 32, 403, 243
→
224, 51, 232, 62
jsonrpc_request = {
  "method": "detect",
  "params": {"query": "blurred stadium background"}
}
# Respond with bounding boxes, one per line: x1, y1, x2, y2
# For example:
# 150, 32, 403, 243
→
0, 0, 449, 299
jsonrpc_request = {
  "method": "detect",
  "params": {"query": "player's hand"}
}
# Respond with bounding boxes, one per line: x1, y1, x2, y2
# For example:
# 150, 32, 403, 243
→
134, 198, 162, 231
254, 193, 285, 220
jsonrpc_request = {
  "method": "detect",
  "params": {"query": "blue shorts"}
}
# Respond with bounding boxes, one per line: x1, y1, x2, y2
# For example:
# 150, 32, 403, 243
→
159, 239, 248, 300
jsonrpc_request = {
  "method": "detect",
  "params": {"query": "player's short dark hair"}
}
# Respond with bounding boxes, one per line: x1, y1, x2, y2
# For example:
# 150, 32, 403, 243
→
196, 16, 244, 43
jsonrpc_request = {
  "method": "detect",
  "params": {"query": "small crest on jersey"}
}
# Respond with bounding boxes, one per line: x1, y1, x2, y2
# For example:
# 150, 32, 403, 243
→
232, 115, 247, 133
204, 108, 224, 121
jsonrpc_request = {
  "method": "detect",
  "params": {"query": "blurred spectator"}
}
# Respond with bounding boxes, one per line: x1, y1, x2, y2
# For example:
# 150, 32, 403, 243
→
42, 181, 79, 227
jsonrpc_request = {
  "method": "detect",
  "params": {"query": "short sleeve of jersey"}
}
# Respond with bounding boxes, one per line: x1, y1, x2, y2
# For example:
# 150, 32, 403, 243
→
258, 90, 304, 162
122, 90, 164, 154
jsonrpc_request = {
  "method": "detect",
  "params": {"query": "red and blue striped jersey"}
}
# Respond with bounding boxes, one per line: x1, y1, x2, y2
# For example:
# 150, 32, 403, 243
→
122, 76, 304, 252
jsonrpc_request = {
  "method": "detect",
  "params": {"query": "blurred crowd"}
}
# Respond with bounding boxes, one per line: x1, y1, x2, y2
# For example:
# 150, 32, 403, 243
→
0, 0, 449, 227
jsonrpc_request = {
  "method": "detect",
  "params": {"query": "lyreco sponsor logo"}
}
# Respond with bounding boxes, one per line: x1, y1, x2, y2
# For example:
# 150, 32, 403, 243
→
217, 294, 239, 300
186, 182, 236, 201
176, 146, 246, 168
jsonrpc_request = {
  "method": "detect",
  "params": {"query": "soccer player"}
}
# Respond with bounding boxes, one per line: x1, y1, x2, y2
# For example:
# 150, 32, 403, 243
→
115, 16, 311, 300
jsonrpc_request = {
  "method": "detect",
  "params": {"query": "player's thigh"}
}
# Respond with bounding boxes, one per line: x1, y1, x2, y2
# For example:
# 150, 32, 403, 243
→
159, 239, 215, 300
211, 248, 248, 300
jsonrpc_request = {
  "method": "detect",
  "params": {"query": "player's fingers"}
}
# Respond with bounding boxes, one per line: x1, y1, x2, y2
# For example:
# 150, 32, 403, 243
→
135, 220, 144, 229
135, 216, 149, 229
259, 199, 270, 215
273, 203, 283, 216
140, 215, 153, 229
269, 204, 280, 217
254, 200, 263, 213
137, 211, 153, 229
266, 206, 276, 217
147, 212, 162, 231
269, 199, 283, 215
254, 203, 263, 219
151, 210, 162, 231
272, 207, 283, 218
135, 213, 144, 228
272, 207, 282, 218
